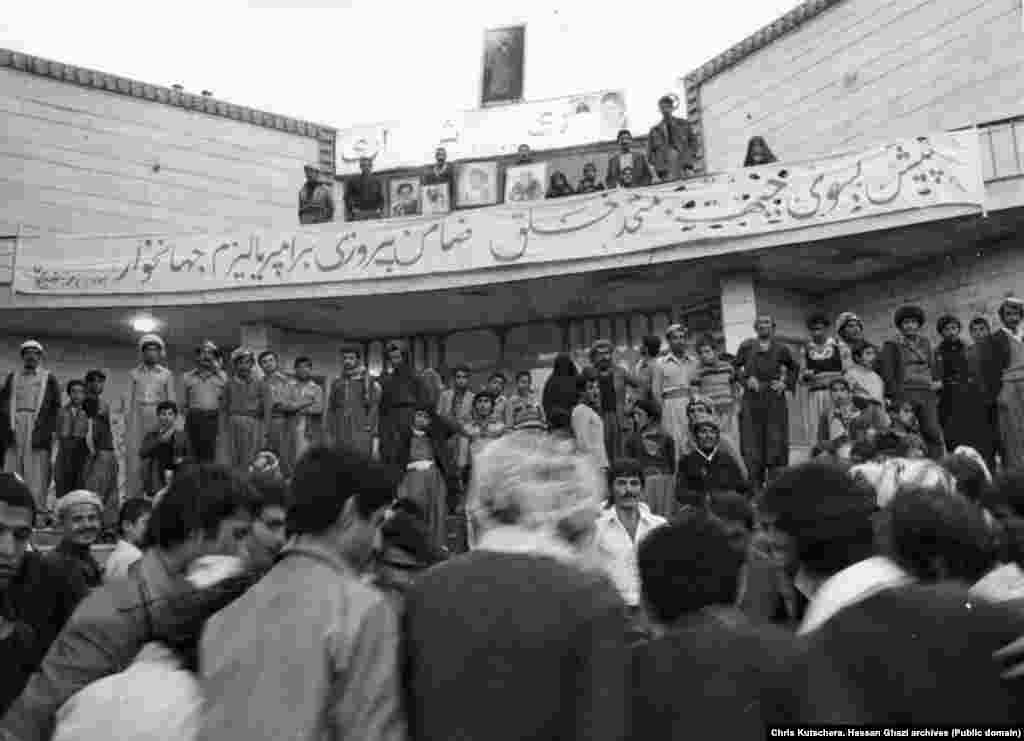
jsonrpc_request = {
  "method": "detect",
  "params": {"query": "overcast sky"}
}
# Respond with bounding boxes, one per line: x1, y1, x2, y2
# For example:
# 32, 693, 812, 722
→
1, 0, 800, 131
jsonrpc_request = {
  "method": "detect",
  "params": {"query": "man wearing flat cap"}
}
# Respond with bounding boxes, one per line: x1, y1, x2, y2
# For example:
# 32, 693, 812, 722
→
981, 297, 1024, 468
183, 341, 227, 464
298, 164, 335, 225
326, 343, 380, 458
125, 335, 176, 498
0, 341, 61, 516
880, 306, 944, 459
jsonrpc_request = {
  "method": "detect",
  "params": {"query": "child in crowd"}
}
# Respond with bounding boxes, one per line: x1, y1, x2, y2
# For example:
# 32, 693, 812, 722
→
819, 377, 885, 444
55, 379, 93, 497
676, 418, 749, 509
460, 391, 506, 484
485, 373, 509, 422
692, 335, 739, 447
505, 370, 546, 431
624, 399, 677, 518
395, 404, 461, 552
104, 497, 152, 581
139, 401, 190, 498
845, 342, 889, 427
890, 400, 927, 458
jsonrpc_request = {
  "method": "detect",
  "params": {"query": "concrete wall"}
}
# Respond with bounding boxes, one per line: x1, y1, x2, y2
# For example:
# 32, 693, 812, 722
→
697, 0, 1024, 172
824, 239, 1024, 345
0, 66, 322, 248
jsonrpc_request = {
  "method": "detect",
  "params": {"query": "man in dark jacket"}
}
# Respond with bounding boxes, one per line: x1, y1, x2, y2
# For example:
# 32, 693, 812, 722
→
0, 474, 79, 716
44, 490, 104, 603
646, 95, 699, 181
631, 512, 850, 740
676, 418, 748, 507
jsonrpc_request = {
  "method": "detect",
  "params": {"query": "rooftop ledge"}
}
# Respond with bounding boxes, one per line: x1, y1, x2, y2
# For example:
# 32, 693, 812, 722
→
11, 131, 988, 308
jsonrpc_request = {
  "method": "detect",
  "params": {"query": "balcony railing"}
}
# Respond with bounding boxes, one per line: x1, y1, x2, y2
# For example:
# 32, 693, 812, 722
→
979, 117, 1024, 181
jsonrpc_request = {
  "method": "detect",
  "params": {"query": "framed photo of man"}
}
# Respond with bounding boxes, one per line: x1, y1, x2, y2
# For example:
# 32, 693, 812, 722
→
389, 177, 422, 218
421, 183, 451, 216
481, 25, 526, 107
456, 161, 500, 208
332, 180, 347, 222
504, 161, 548, 204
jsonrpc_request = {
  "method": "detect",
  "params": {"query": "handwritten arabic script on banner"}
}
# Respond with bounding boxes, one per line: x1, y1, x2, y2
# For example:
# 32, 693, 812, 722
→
15, 132, 984, 297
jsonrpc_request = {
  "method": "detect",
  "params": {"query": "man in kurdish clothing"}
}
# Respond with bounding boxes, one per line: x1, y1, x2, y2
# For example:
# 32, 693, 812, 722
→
258, 351, 293, 471
124, 335, 175, 499
44, 490, 104, 604
651, 324, 699, 463
378, 340, 429, 465
589, 339, 641, 463
880, 305, 945, 459
0, 341, 61, 518
182, 341, 227, 464
81, 370, 119, 531
981, 297, 1024, 469
220, 349, 272, 470
298, 164, 334, 225
326, 344, 380, 458
733, 316, 798, 489
647, 95, 699, 182
345, 157, 385, 221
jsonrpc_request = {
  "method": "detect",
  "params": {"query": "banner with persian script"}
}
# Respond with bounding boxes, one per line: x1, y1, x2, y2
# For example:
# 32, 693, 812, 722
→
14, 132, 984, 297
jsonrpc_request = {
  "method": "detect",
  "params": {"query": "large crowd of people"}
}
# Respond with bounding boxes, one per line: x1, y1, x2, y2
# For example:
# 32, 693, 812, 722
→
2, 295, 1024, 737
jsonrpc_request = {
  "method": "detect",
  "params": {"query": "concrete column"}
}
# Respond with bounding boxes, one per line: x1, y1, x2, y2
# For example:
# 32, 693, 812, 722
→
719, 273, 758, 355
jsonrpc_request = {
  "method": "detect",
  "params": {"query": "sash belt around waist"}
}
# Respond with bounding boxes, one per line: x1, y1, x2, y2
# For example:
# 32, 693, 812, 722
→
229, 412, 262, 419
661, 388, 690, 400
407, 460, 435, 471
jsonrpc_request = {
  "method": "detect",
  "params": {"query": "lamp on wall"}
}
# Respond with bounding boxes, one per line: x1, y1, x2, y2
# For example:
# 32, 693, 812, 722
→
131, 315, 160, 334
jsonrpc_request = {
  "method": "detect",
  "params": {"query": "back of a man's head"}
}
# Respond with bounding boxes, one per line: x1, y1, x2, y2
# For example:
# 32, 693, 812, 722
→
761, 462, 877, 580
638, 511, 745, 625
288, 445, 399, 537
246, 473, 290, 518
144, 464, 255, 551
888, 485, 994, 583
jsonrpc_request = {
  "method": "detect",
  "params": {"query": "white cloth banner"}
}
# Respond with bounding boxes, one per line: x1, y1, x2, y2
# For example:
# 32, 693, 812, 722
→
15, 132, 984, 297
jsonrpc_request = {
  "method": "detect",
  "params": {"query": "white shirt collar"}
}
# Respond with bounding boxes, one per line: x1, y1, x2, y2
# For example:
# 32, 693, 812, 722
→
798, 556, 914, 635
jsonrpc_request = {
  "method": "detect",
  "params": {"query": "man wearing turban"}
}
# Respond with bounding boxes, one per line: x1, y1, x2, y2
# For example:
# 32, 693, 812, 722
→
125, 335, 176, 498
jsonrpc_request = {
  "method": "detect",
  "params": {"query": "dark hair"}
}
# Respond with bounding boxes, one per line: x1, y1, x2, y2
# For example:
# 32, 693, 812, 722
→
761, 462, 877, 577
851, 342, 877, 361
616, 129, 632, 142
887, 486, 994, 582
708, 491, 755, 531
118, 497, 153, 533
658, 95, 674, 106
547, 407, 572, 431
84, 370, 107, 384
452, 363, 472, 377
969, 316, 991, 331
257, 350, 278, 364
472, 391, 495, 408
577, 367, 599, 394
942, 454, 991, 504
0, 473, 35, 520
641, 335, 662, 357
610, 458, 645, 484
288, 446, 399, 535
156, 401, 179, 416
143, 464, 255, 550
633, 398, 661, 422
65, 379, 86, 396
874, 430, 911, 458
743, 136, 777, 167
294, 356, 313, 369
488, 372, 507, 384
806, 312, 831, 331
638, 511, 745, 624
551, 353, 579, 378
694, 334, 717, 352
515, 370, 532, 383
246, 473, 290, 517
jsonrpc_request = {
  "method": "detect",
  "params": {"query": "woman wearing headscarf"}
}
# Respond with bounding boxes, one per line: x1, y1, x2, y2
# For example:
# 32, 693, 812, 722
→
125, 335, 175, 498
800, 313, 844, 447
546, 171, 575, 199
835, 312, 866, 371
541, 353, 579, 424
743, 136, 777, 167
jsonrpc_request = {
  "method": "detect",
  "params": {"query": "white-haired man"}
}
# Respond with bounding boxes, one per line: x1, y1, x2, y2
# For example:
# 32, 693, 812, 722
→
44, 491, 104, 604
403, 432, 629, 741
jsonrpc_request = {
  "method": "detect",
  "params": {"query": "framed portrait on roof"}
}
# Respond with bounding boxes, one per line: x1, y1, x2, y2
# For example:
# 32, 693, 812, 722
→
504, 162, 547, 204
481, 25, 526, 107
456, 161, 499, 208
421, 183, 451, 216
389, 177, 422, 218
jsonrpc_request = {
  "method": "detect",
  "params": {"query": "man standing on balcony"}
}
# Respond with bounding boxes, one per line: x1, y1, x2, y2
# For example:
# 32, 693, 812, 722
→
345, 157, 385, 221
183, 341, 227, 464
298, 164, 334, 225
606, 130, 653, 188
0, 341, 60, 519
733, 317, 798, 489
647, 95, 698, 182
124, 335, 176, 499
423, 147, 455, 201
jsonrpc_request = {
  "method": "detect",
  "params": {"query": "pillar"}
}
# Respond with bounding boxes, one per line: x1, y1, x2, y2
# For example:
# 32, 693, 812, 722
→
719, 273, 758, 355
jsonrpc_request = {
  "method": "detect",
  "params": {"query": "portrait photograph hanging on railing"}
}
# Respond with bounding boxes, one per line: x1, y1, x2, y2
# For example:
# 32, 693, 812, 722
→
421, 182, 452, 216
481, 25, 525, 107
456, 161, 500, 208
389, 177, 422, 218
505, 162, 547, 204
